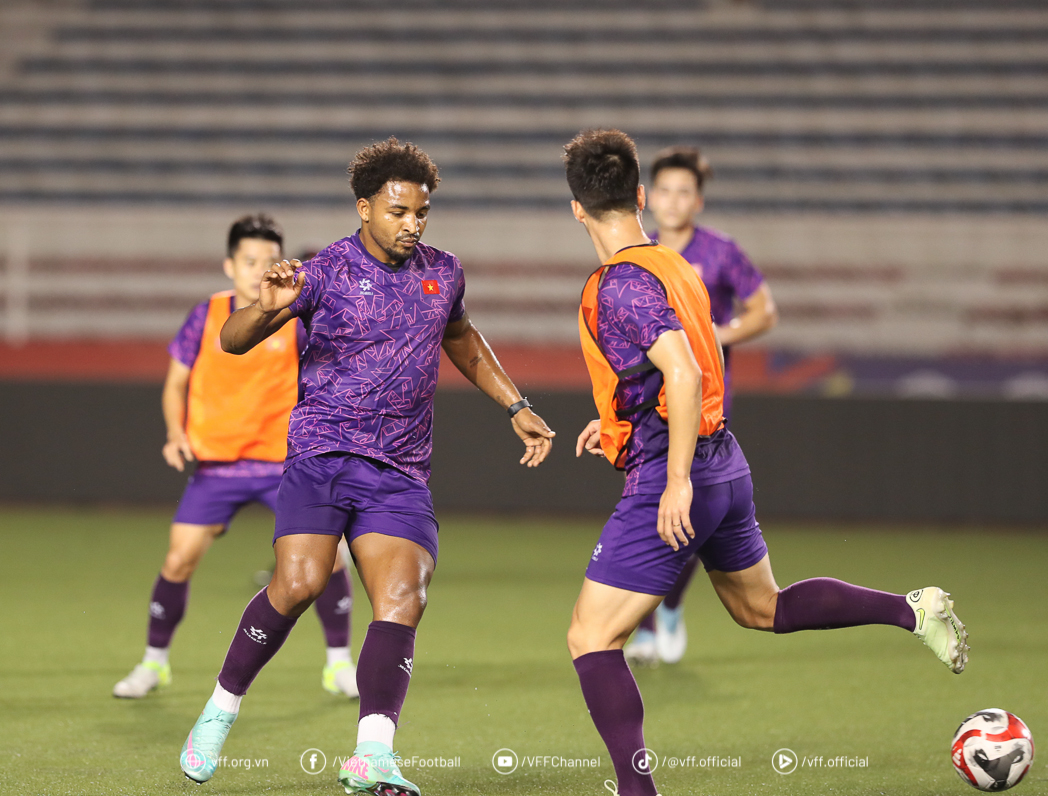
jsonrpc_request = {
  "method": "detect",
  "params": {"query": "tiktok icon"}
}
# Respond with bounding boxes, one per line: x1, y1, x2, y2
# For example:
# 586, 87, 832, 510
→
631, 748, 659, 775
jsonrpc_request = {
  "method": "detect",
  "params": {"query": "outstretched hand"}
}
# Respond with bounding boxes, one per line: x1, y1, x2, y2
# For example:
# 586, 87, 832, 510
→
259, 259, 305, 312
511, 408, 556, 467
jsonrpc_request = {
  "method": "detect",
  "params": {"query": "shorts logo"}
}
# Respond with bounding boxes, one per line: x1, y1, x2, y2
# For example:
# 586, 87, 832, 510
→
591, 543, 603, 561
245, 626, 268, 644
398, 657, 413, 676
336, 596, 352, 614
149, 601, 166, 619
359, 278, 374, 295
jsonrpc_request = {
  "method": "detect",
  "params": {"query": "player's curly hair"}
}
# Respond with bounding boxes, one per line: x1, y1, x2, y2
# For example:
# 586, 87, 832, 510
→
227, 213, 283, 257
348, 137, 440, 201
563, 129, 640, 220
650, 145, 713, 192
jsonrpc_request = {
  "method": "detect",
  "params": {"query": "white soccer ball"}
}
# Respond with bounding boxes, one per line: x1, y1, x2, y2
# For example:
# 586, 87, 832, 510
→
951, 709, 1035, 791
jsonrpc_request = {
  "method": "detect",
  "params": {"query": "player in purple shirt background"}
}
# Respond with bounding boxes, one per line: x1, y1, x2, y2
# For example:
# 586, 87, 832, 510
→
626, 146, 780, 667
177, 138, 555, 796
112, 215, 358, 703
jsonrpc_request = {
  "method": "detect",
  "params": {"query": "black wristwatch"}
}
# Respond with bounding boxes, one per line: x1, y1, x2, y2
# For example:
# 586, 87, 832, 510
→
507, 398, 532, 418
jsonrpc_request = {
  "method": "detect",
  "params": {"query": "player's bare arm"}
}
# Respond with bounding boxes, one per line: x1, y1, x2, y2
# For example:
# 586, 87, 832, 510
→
220, 258, 303, 354
716, 282, 778, 346
647, 328, 704, 551
161, 358, 194, 472
442, 312, 556, 467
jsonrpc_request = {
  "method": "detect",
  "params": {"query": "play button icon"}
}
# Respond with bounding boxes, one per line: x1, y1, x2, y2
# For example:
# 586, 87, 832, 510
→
772, 748, 797, 775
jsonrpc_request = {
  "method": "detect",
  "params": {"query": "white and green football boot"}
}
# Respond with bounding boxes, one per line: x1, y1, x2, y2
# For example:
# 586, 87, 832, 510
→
113, 660, 171, 698
908, 587, 969, 673
339, 741, 420, 796
179, 699, 237, 783
323, 660, 359, 698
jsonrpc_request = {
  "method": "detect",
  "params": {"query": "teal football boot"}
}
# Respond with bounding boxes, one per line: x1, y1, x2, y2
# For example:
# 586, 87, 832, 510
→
339, 741, 420, 795
179, 699, 237, 783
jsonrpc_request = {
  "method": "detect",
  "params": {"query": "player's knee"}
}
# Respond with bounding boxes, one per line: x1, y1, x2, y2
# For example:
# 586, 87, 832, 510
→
566, 625, 588, 658
370, 578, 428, 625
161, 549, 198, 582
273, 567, 328, 615
566, 618, 612, 658
390, 579, 428, 614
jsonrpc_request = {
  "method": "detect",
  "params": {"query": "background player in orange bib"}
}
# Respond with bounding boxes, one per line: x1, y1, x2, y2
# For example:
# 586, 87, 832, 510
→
112, 214, 358, 700
562, 129, 968, 796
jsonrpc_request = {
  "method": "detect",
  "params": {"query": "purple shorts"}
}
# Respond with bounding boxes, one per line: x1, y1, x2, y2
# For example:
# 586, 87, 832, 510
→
173, 471, 281, 528
274, 452, 439, 564
585, 474, 767, 595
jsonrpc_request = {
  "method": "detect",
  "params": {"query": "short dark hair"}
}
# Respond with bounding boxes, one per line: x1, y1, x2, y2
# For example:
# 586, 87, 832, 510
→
227, 213, 283, 257
348, 137, 440, 201
650, 146, 712, 192
563, 129, 640, 220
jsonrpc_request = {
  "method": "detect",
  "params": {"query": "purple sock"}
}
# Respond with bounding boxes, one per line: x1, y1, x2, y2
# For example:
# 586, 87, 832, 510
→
638, 614, 656, 633
313, 569, 352, 648
574, 650, 658, 796
357, 621, 416, 725
773, 578, 916, 634
217, 589, 298, 696
663, 555, 700, 611
147, 574, 189, 648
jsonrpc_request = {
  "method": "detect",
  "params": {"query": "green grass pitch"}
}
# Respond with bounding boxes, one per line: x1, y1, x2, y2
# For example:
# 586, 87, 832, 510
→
0, 506, 1046, 795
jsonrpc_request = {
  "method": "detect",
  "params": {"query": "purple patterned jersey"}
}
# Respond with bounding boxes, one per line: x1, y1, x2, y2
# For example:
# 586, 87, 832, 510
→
651, 225, 764, 325
650, 224, 764, 418
596, 263, 749, 497
286, 232, 466, 483
168, 300, 209, 370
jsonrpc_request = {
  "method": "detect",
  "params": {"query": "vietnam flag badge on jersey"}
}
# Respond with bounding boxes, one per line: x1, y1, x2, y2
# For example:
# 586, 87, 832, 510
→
423, 280, 440, 295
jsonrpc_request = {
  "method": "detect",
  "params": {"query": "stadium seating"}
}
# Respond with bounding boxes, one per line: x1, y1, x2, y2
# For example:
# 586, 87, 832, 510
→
0, 0, 1046, 369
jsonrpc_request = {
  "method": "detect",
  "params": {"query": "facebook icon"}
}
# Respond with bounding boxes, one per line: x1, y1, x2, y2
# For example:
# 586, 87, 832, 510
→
300, 748, 327, 775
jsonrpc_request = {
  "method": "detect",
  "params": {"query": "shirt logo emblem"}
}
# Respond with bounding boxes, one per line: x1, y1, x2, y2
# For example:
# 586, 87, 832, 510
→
359, 278, 373, 295
422, 280, 440, 295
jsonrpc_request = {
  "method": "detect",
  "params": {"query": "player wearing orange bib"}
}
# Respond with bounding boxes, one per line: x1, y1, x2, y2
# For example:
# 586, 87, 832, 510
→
113, 215, 358, 700
562, 130, 968, 796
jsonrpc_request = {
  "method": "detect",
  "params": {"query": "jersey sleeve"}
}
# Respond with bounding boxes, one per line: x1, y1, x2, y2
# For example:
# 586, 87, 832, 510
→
287, 256, 324, 321
722, 239, 765, 302
448, 259, 466, 323
596, 263, 683, 372
167, 300, 209, 369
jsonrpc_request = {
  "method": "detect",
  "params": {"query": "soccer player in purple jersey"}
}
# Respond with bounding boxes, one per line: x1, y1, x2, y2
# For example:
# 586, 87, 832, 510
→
627, 145, 780, 667
563, 129, 968, 796
113, 214, 358, 701
177, 139, 555, 795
